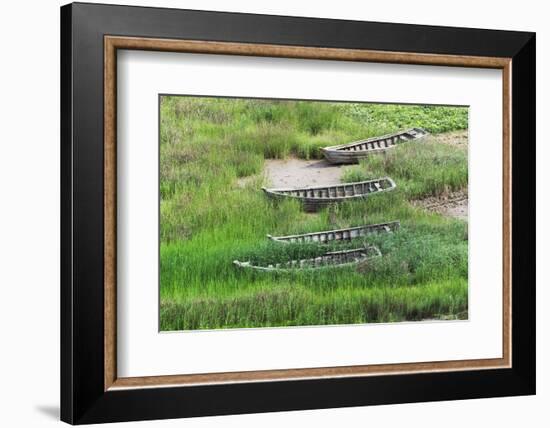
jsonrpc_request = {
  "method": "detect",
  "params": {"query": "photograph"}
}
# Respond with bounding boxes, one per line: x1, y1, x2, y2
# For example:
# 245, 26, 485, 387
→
159, 96, 469, 331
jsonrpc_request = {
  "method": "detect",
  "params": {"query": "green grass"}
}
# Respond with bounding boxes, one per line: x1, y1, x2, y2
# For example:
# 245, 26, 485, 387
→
160, 96, 469, 330
342, 137, 468, 200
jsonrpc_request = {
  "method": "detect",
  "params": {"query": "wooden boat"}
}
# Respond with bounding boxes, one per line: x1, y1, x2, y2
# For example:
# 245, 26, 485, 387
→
262, 177, 396, 212
322, 128, 428, 164
267, 221, 400, 244
233, 246, 381, 272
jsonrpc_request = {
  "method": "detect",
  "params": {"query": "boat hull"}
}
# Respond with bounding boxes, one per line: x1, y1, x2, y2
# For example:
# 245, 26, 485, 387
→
268, 221, 400, 244
322, 128, 428, 164
233, 246, 381, 272
263, 177, 396, 212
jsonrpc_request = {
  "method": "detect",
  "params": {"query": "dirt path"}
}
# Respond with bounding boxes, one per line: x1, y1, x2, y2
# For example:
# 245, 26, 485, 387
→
264, 158, 349, 188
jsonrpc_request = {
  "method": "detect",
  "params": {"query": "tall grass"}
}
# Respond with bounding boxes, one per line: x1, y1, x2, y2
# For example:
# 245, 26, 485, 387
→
161, 97, 468, 161
342, 138, 468, 199
160, 95, 469, 330
161, 279, 467, 330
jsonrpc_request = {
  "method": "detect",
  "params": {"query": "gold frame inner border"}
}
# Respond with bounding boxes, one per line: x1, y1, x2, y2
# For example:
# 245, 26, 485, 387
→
104, 35, 512, 391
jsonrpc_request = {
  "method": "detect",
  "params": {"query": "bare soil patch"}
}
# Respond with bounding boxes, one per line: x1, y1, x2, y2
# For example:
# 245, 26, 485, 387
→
263, 157, 349, 188
429, 130, 468, 147
413, 190, 468, 221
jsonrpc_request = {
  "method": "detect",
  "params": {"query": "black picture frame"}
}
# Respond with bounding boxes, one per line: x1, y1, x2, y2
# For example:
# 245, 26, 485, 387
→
61, 2, 535, 424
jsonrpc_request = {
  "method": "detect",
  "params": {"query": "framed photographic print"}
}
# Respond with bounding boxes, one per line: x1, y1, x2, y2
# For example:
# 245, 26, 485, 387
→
60, 2, 536, 424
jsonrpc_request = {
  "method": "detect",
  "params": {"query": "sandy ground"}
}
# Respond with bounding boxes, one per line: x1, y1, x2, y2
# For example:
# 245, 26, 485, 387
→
264, 158, 348, 188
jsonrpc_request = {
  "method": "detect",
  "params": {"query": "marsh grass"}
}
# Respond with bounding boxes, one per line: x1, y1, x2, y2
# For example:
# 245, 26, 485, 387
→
160, 96, 469, 330
342, 138, 468, 199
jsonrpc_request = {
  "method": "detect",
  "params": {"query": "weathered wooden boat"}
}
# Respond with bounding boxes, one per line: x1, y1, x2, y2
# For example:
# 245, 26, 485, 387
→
262, 177, 396, 212
233, 246, 381, 272
322, 128, 428, 164
267, 221, 400, 244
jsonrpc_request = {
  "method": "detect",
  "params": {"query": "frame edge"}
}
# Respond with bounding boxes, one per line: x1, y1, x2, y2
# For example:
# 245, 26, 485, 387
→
60, 2, 74, 425
510, 32, 536, 394
63, 3, 536, 423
